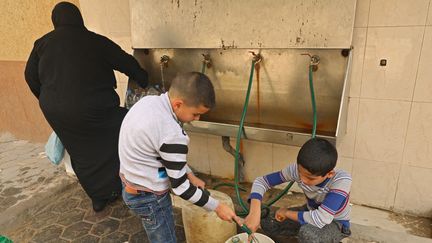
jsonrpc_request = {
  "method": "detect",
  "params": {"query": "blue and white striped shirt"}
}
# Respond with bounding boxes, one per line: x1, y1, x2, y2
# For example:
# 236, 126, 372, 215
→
250, 163, 351, 229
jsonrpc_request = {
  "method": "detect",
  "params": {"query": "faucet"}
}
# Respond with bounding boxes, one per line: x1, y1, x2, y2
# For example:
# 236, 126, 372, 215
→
202, 53, 212, 69
301, 53, 320, 71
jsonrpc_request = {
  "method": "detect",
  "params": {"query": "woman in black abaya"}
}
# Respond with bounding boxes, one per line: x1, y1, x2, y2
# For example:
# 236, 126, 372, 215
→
24, 2, 148, 211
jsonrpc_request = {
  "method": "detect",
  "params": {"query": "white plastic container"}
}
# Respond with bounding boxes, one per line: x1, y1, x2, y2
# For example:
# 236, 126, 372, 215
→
225, 233, 275, 243
62, 150, 76, 177
182, 189, 237, 243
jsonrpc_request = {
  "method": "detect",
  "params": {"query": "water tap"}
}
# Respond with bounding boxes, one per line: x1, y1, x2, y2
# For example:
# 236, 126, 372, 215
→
249, 51, 262, 64
301, 53, 320, 71
202, 53, 212, 68
160, 55, 170, 67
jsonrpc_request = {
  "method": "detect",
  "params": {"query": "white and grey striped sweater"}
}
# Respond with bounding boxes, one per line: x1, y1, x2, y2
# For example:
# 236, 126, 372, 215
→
250, 163, 352, 229
119, 93, 219, 211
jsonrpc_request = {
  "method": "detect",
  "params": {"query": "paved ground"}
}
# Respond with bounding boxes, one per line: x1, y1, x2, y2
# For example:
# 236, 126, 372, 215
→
2, 184, 186, 243
0, 133, 430, 243
0, 133, 66, 214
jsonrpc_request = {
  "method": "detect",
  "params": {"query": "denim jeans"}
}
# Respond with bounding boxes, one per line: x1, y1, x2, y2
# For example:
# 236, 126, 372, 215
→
122, 188, 176, 243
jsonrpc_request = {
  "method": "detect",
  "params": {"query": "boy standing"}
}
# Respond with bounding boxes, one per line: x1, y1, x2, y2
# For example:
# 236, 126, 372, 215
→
244, 138, 352, 243
119, 72, 238, 243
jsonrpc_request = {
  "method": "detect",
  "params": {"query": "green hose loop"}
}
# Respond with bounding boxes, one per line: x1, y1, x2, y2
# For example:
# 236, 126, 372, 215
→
215, 57, 318, 223
234, 60, 257, 214
232, 59, 298, 217
212, 183, 247, 192
309, 65, 317, 138
263, 181, 294, 207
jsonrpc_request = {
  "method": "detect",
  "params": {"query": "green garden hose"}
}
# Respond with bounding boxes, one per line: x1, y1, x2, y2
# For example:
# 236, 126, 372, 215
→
309, 65, 317, 138
208, 55, 318, 242
201, 61, 206, 74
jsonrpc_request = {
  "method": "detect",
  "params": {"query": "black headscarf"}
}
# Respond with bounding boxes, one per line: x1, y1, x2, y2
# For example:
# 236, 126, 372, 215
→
51, 2, 85, 28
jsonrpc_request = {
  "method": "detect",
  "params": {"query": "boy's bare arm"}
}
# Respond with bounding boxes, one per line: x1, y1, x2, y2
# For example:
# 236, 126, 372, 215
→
243, 199, 262, 232
187, 172, 205, 189
215, 203, 239, 222
275, 208, 299, 222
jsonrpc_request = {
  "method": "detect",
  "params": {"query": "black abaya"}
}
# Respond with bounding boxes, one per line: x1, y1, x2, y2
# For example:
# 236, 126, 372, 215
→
24, 2, 148, 201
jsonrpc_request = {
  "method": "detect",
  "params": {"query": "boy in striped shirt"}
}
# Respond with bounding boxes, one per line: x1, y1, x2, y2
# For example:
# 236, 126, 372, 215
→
244, 138, 352, 242
119, 72, 238, 243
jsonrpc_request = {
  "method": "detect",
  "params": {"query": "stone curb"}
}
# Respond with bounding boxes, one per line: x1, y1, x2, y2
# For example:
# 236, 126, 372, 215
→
349, 223, 432, 243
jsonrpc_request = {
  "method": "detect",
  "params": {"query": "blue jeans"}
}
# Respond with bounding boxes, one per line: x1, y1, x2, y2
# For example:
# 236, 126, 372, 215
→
122, 188, 176, 243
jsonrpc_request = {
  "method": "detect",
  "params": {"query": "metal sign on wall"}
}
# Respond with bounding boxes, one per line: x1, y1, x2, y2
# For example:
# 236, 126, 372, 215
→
130, 0, 356, 49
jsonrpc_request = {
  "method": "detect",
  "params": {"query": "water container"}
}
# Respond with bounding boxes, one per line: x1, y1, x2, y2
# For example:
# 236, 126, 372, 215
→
182, 189, 237, 243
225, 233, 275, 243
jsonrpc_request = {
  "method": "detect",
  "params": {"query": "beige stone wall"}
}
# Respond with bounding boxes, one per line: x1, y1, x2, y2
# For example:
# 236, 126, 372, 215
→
0, 0, 80, 61
0, 0, 80, 142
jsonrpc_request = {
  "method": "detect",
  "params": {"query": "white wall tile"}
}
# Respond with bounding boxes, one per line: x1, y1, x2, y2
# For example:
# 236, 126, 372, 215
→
351, 159, 400, 209
368, 0, 430, 26
272, 144, 300, 171
394, 165, 432, 216
111, 36, 133, 54
337, 98, 360, 157
354, 0, 371, 28
187, 132, 211, 174
79, 0, 131, 37
208, 135, 236, 179
403, 102, 432, 169
338, 157, 354, 174
272, 144, 302, 192
350, 28, 367, 97
354, 99, 410, 163
361, 27, 424, 100
79, 0, 109, 34
413, 26, 432, 102
428, 4, 432, 25
104, 0, 131, 36
242, 140, 273, 182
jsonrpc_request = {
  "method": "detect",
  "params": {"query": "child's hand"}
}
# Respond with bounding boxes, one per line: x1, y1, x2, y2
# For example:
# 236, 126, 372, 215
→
243, 212, 261, 233
215, 202, 237, 222
187, 173, 206, 189
275, 208, 289, 222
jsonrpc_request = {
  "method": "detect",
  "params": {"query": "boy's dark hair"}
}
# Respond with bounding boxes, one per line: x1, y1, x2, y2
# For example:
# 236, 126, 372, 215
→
297, 138, 338, 176
169, 72, 216, 109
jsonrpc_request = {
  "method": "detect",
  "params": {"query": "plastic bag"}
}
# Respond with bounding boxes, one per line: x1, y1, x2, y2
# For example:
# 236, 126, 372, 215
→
45, 131, 65, 165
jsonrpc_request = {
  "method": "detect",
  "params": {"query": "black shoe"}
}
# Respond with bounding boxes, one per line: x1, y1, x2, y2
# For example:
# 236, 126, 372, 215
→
108, 194, 119, 203
92, 199, 108, 212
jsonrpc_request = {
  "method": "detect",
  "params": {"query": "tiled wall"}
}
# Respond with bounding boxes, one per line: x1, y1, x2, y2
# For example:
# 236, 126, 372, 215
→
78, 0, 432, 217
348, 0, 432, 216
189, 0, 432, 217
